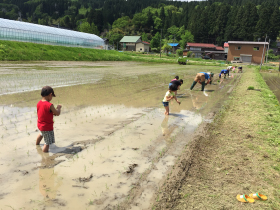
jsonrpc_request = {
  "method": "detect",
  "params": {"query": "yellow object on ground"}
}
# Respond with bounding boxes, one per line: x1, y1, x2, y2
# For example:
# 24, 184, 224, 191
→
249, 193, 268, 201
236, 194, 255, 203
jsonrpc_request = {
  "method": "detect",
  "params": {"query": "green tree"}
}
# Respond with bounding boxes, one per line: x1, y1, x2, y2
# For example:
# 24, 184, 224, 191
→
112, 16, 131, 29
269, 6, 280, 41
132, 13, 148, 31
78, 21, 99, 35
108, 28, 124, 49
161, 40, 172, 55
256, 3, 271, 39
180, 30, 194, 49
142, 33, 149, 42
159, 6, 165, 22
150, 32, 161, 50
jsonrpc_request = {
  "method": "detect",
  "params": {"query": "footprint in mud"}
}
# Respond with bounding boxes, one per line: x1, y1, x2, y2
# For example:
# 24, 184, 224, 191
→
73, 174, 93, 183
14, 170, 29, 175
125, 164, 138, 174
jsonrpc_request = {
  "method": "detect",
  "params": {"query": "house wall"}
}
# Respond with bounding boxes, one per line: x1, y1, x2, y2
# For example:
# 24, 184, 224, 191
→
136, 43, 149, 52
122, 43, 136, 51
227, 44, 267, 64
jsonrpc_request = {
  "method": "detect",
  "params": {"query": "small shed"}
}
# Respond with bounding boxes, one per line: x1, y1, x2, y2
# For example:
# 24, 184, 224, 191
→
136, 41, 150, 52
119, 36, 141, 51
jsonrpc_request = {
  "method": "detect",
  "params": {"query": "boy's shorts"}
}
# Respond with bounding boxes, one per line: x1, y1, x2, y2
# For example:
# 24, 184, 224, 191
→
40, 130, 55, 145
162, 102, 169, 107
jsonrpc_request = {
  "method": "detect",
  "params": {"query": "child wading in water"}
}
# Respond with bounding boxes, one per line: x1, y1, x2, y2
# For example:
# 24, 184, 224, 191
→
36, 86, 62, 152
162, 84, 181, 115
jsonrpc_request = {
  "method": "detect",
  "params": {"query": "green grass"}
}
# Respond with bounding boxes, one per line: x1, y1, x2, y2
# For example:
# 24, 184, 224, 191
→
0, 40, 229, 67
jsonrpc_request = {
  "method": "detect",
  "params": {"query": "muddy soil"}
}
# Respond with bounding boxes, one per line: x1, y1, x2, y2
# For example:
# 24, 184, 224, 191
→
0, 61, 238, 209
261, 72, 280, 102
153, 68, 280, 210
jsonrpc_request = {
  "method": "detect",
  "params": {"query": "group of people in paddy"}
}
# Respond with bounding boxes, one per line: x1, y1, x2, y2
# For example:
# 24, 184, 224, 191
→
162, 65, 242, 115
36, 66, 241, 152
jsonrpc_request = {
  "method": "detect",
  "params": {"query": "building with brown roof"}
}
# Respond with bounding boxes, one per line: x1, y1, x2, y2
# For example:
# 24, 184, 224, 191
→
227, 41, 269, 64
183, 43, 226, 60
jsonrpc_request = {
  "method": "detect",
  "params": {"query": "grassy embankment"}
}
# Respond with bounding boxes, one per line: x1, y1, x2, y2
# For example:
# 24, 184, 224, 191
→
153, 67, 280, 209
0, 40, 226, 66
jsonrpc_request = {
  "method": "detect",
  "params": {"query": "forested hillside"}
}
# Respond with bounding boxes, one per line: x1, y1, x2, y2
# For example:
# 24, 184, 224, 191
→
0, 0, 280, 49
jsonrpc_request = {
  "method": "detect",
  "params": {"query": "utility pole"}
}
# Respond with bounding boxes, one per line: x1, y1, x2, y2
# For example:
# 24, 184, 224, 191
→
160, 29, 162, 58
260, 34, 267, 70
266, 39, 271, 63
173, 34, 175, 54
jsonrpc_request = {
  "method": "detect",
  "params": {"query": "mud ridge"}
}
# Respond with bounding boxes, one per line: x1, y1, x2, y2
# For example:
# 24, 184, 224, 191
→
151, 117, 215, 209
150, 74, 242, 209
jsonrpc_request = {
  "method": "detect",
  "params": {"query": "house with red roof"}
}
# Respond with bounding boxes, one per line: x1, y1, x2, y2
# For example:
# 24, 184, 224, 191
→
184, 43, 226, 60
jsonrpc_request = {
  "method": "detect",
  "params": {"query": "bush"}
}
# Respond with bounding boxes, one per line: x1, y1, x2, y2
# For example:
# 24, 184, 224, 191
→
247, 86, 255, 90
187, 51, 192, 57
151, 48, 159, 53
176, 49, 183, 56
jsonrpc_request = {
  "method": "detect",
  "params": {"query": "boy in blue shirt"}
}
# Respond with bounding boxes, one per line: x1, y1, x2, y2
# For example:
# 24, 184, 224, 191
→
219, 69, 230, 78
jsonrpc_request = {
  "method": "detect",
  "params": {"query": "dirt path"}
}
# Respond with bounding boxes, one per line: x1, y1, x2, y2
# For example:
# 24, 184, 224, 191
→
152, 67, 280, 209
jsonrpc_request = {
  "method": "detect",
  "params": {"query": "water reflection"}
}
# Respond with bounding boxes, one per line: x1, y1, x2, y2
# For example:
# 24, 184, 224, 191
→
36, 146, 62, 201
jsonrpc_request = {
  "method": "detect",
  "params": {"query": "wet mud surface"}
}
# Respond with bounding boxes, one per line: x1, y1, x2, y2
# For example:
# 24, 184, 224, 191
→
261, 72, 280, 102
0, 61, 240, 209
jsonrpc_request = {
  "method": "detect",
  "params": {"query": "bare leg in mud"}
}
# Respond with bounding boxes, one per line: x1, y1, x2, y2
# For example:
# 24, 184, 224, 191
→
42, 144, 50, 153
164, 106, 169, 115
36, 134, 43, 145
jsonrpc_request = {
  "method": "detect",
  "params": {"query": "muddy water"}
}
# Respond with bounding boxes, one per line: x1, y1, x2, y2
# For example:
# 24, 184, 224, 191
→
261, 72, 280, 102
0, 62, 236, 209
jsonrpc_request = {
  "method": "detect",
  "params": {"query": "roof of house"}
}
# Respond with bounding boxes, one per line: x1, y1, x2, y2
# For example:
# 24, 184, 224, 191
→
120, 36, 141, 43
187, 43, 216, 48
215, 46, 224, 51
224, 42, 229, 47
142, 41, 150, 45
205, 51, 227, 54
228, 41, 269, 45
168, 43, 179, 47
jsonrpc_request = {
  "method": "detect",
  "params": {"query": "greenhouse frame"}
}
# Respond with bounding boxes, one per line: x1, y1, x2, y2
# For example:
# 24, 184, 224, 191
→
0, 18, 104, 49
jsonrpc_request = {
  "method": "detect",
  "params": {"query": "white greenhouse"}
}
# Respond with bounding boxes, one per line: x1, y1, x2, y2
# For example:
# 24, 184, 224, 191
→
0, 18, 104, 49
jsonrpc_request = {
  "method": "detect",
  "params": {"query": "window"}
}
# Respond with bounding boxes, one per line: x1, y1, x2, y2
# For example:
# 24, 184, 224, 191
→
140, 48, 142, 51
253, 47, 259, 51
235, 46, 241, 50
190, 47, 201, 51
234, 57, 240, 61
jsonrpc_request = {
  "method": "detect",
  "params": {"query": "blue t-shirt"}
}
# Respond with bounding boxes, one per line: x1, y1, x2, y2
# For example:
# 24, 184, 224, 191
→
220, 69, 229, 76
199, 72, 209, 80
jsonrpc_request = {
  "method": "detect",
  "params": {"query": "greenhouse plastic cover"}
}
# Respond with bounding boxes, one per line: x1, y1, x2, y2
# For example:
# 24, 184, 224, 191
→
0, 18, 103, 41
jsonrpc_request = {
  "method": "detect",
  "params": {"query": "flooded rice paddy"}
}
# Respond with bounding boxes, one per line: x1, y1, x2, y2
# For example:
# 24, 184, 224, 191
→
0, 61, 238, 209
261, 72, 280, 102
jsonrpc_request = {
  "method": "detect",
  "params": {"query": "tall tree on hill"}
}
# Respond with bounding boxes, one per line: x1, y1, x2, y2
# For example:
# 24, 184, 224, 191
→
232, 6, 244, 40
150, 31, 161, 50
214, 3, 230, 45
159, 6, 165, 23
224, 5, 238, 41
188, 5, 202, 43
256, 2, 272, 40
269, 5, 280, 41
146, 9, 154, 30
196, 5, 210, 43
94, 9, 104, 34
